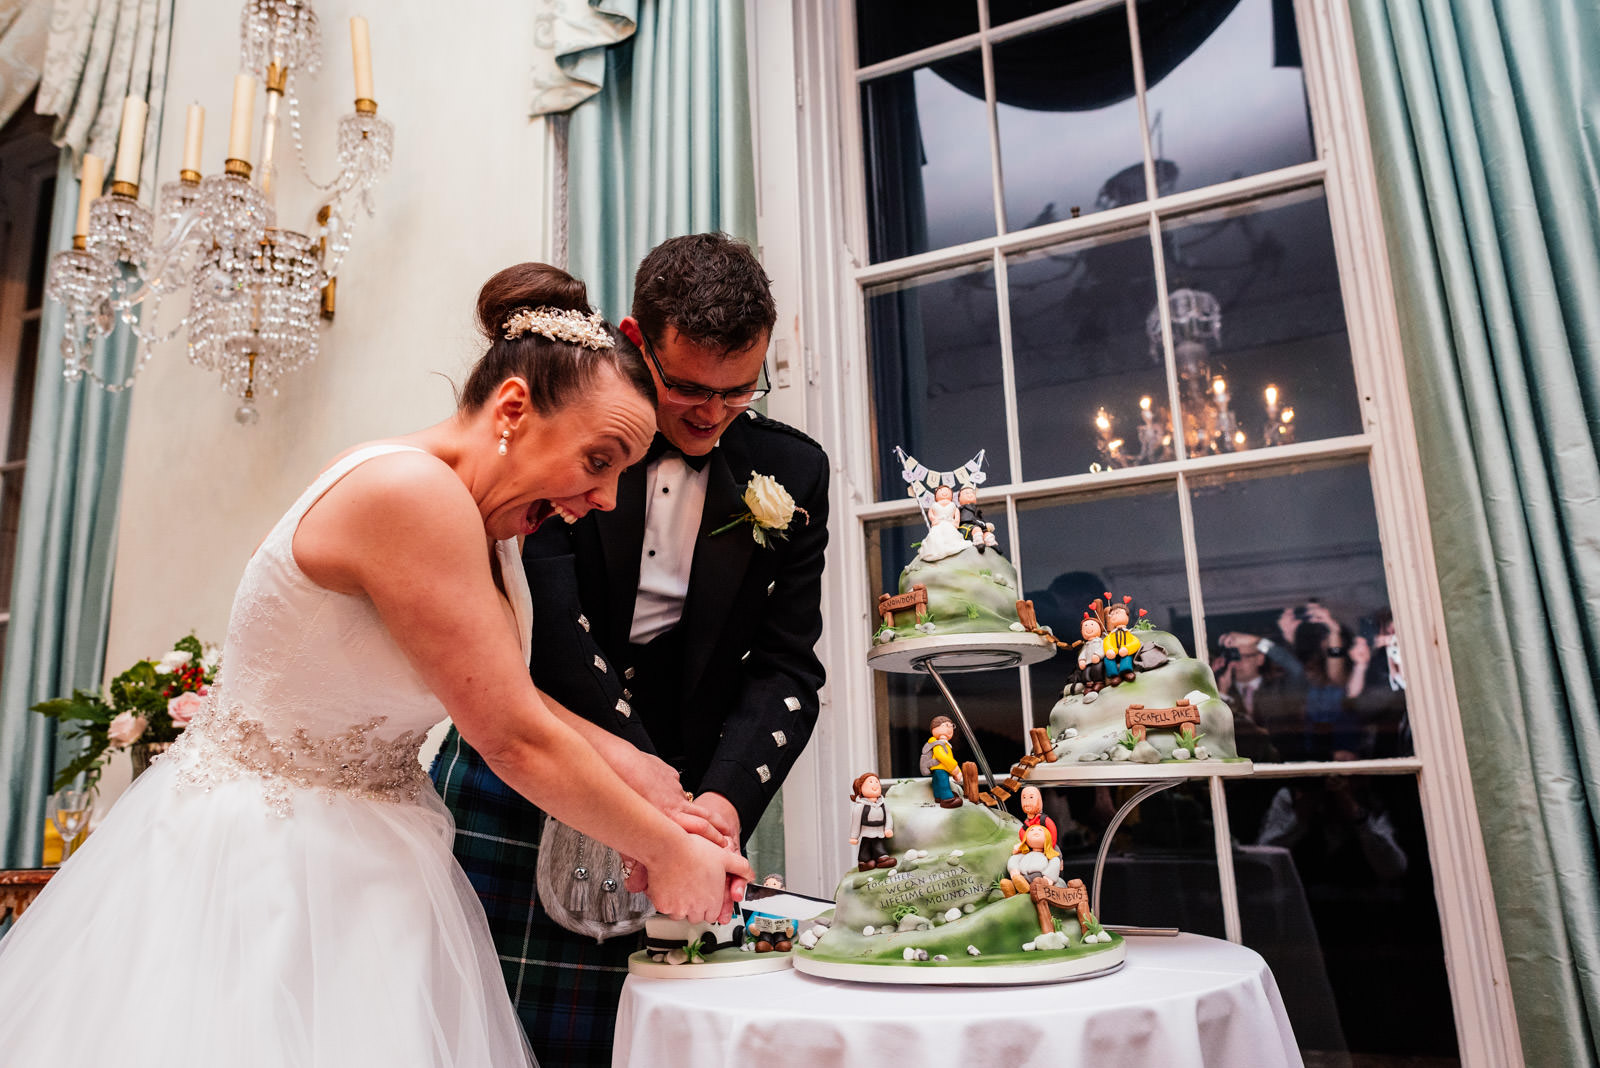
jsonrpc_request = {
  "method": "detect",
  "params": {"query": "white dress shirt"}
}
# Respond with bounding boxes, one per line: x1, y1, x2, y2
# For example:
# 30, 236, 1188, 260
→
629, 453, 712, 644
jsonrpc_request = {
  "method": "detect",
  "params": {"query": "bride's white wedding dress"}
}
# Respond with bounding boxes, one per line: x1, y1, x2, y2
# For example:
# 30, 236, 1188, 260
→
0, 445, 536, 1067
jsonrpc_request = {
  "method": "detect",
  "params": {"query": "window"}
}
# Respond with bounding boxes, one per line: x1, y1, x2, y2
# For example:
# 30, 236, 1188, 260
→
758, 0, 1512, 1061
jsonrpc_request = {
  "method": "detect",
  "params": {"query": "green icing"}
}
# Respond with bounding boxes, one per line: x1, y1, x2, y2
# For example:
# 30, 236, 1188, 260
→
807, 780, 1121, 966
878, 544, 1023, 640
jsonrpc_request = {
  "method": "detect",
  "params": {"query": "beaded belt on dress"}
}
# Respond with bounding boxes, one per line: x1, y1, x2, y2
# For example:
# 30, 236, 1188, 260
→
168, 697, 430, 817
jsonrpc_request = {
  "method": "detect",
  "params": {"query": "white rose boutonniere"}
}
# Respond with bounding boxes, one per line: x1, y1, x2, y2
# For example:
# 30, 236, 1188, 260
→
712, 472, 810, 548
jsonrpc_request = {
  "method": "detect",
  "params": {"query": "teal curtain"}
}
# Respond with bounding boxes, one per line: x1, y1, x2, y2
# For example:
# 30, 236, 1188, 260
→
1349, 2, 1600, 1063
0, 152, 135, 867
565, 0, 757, 322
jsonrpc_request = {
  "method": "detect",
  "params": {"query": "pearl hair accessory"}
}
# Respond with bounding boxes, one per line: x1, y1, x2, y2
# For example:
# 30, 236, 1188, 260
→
501, 306, 614, 350
498, 429, 510, 457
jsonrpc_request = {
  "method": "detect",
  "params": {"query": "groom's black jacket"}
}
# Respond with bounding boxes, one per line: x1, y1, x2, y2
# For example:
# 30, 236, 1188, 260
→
521, 410, 829, 841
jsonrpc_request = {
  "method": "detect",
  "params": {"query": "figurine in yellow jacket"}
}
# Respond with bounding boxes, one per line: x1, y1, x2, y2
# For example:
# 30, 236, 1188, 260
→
1103, 601, 1141, 681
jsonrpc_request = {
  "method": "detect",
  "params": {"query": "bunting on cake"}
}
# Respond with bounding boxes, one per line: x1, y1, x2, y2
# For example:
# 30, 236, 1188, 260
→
894, 446, 988, 512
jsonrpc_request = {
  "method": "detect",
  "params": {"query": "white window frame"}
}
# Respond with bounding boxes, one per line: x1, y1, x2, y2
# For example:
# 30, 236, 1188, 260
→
750, 0, 1521, 1062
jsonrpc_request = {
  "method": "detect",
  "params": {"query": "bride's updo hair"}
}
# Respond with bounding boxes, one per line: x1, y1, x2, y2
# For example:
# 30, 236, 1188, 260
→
459, 262, 655, 414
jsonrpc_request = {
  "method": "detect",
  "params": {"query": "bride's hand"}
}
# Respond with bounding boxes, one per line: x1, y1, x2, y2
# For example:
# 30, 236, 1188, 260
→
596, 738, 723, 835
644, 831, 753, 924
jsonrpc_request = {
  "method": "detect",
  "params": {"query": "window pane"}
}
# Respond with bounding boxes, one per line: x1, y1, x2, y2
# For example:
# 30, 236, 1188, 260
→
1015, 483, 1190, 720
1037, 781, 1226, 933
1189, 459, 1410, 763
868, 512, 1025, 779
995, 11, 1147, 228
1160, 189, 1361, 457
1008, 230, 1165, 479
1139, 0, 1315, 196
1228, 774, 1460, 1060
856, 0, 978, 69
862, 59, 996, 262
867, 263, 1011, 498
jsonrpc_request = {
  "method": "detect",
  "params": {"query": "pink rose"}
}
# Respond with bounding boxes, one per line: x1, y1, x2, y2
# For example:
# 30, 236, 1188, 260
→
167, 691, 205, 727
107, 712, 147, 747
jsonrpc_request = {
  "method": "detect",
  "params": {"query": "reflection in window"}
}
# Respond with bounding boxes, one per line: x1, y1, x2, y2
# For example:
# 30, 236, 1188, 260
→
1227, 774, 1458, 1060
994, 11, 1145, 231
861, 58, 996, 262
1015, 484, 1188, 718
1139, 0, 1315, 195
1007, 231, 1163, 478
855, 0, 979, 69
1189, 460, 1410, 762
1161, 189, 1361, 456
866, 263, 1010, 498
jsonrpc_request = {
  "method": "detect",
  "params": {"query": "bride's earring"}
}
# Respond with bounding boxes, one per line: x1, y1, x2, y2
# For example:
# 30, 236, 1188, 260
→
498, 429, 510, 457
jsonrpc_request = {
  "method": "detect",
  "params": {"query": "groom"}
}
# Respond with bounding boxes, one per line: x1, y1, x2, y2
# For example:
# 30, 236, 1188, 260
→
433, 233, 830, 1066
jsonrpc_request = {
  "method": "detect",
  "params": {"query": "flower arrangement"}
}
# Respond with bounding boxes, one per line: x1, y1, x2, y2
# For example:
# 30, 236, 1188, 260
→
33, 635, 218, 792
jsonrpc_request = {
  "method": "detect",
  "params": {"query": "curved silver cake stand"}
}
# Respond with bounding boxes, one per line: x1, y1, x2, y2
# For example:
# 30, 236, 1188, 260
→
868, 631, 1253, 937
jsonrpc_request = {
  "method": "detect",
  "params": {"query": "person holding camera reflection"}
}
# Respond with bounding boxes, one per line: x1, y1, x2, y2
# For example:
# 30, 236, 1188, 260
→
1215, 600, 1359, 762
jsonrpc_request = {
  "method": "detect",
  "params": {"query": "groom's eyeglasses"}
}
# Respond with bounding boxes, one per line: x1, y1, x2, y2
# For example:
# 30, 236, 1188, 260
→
640, 334, 771, 409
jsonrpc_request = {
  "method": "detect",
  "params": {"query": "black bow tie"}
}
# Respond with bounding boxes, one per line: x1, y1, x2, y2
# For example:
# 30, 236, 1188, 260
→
644, 433, 713, 472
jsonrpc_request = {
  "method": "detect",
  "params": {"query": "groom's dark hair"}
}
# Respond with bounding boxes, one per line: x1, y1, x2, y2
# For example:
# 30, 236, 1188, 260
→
632, 233, 776, 357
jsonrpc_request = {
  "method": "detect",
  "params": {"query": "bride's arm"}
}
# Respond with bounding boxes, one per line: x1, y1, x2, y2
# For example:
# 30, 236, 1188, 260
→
294, 452, 748, 921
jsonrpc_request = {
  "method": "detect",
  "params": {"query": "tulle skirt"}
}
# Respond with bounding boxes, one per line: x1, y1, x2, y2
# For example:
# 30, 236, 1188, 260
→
0, 759, 535, 1067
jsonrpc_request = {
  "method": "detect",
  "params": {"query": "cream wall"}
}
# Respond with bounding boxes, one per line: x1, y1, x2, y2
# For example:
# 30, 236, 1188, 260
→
96, 0, 549, 801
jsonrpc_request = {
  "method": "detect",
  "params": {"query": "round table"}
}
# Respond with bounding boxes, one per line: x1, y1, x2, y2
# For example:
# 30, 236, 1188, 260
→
614, 933, 1301, 1067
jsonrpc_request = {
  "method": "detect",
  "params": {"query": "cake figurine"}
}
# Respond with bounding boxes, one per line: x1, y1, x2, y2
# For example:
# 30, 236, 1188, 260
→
957, 484, 996, 551
919, 716, 965, 809
849, 771, 897, 871
1004, 822, 1062, 897
1017, 785, 1056, 846
1100, 596, 1143, 683
918, 485, 970, 562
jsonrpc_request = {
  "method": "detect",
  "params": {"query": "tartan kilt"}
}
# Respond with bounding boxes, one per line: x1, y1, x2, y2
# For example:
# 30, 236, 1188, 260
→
431, 727, 642, 1067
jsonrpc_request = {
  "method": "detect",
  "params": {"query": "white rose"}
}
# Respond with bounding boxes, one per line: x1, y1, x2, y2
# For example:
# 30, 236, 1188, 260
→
743, 473, 796, 531
154, 650, 193, 675
107, 712, 147, 747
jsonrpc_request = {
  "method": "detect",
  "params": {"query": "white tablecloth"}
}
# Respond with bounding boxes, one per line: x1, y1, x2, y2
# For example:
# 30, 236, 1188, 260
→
614, 933, 1301, 1068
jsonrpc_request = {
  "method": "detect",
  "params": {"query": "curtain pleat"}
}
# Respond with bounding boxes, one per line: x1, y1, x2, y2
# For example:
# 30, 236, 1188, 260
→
0, 154, 135, 867
1348, 1, 1600, 1062
565, 0, 755, 324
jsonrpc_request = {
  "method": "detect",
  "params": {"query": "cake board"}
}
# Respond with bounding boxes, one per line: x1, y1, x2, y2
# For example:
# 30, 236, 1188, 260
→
793, 939, 1126, 986
628, 948, 795, 979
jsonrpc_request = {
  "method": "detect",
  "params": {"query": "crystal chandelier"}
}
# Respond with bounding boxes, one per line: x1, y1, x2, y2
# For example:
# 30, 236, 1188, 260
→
45, 0, 392, 424
1090, 287, 1296, 470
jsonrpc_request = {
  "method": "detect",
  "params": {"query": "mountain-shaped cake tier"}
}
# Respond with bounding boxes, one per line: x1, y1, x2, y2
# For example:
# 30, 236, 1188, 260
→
799, 780, 1122, 974
1046, 629, 1242, 764
872, 544, 1024, 644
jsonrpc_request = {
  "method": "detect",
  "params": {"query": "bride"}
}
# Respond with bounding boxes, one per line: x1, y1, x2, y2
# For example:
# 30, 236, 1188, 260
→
0, 263, 750, 1066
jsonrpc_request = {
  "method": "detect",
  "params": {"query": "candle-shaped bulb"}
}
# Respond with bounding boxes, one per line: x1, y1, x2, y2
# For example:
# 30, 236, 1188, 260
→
351, 16, 375, 101
1139, 395, 1152, 411
1233, 430, 1246, 446
1264, 384, 1279, 408
1109, 439, 1123, 454
1212, 377, 1227, 397
1281, 407, 1295, 424
1095, 408, 1111, 433
228, 74, 256, 164
75, 154, 105, 237
182, 103, 204, 175
112, 96, 148, 185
